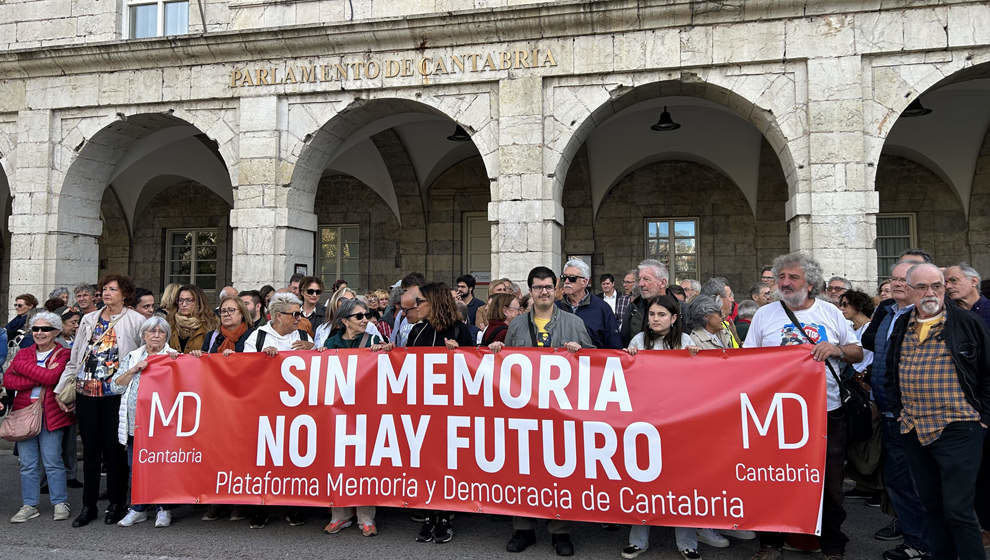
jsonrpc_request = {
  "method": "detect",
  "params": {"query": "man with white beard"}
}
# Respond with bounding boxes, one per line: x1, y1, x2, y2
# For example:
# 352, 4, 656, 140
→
886, 263, 990, 560
743, 252, 862, 560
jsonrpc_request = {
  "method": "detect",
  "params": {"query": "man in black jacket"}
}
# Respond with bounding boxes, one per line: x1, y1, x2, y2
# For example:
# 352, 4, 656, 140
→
886, 263, 990, 560
619, 259, 669, 346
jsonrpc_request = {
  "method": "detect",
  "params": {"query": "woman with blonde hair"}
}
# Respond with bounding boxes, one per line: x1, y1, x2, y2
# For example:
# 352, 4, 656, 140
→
159, 284, 181, 315
166, 284, 217, 353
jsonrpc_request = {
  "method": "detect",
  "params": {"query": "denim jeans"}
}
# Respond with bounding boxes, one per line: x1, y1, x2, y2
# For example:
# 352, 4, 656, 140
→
880, 417, 929, 551
628, 525, 696, 551
19, 426, 68, 507
903, 422, 986, 560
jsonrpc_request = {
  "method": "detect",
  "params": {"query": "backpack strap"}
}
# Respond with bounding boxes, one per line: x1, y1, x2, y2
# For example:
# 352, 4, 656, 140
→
297, 329, 310, 342
255, 329, 267, 350
780, 301, 842, 385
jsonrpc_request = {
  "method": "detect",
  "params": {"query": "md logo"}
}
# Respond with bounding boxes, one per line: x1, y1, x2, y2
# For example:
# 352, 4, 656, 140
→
739, 392, 809, 450
149, 392, 201, 437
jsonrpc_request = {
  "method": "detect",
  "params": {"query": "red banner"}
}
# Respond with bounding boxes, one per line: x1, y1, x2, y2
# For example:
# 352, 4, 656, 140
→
132, 346, 826, 533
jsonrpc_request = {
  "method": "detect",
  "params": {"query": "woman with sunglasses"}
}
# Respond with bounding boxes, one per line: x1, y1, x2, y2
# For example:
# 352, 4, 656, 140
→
5, 311, 74, 524
320, 298, 390, 537
6, 293, 39, 343
404, 282, 474, 544
299, 276, 327, 328
166, 284, 217, 354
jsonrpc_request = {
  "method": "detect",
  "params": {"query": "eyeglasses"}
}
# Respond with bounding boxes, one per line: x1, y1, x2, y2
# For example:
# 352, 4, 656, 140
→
219, 307, 240, 316
177, 298, 195, 305
400, 298, 426, 313
826, 286, 847, 292
911, 282, 944, 293
13, 303, 25, 308
306, 289, 322, 295
277, 310, 303, 319
531, 285, 555, 293
31, 326, 57, 333
561, 275, 584, 283
346, 312, 371, 320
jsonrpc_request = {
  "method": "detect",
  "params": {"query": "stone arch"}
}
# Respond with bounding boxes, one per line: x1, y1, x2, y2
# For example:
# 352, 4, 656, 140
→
865, 49, 990, 193
966, 123, 990, 273
545, 69, 806, 204
54, 111, 235, 236
286, 89, 498, 214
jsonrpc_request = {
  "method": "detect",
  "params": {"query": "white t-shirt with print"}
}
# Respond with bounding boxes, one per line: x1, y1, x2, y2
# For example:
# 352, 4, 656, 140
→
743, 299, 861, 411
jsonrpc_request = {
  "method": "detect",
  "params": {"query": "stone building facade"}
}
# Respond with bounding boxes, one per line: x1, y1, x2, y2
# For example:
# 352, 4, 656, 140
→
1, 0, 989, 314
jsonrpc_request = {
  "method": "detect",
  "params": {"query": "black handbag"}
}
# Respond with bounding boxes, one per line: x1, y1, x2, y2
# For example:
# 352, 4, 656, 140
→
780, 302, 873, 443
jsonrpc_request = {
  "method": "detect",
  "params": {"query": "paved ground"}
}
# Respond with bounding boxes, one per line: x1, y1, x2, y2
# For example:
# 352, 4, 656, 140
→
0, 446, 895, 560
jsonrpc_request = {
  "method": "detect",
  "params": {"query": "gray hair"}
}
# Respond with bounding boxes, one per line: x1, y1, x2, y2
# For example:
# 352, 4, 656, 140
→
737, 300, 759, 320
563, 258, 591, 280
638, 259, 669, 283
906, 263, 944, 284
332, 298, 367, 332
700, 277, 728, 298
684, 295, 722, 331
827, 276, 852, 290
48, 287, 69, 301
29, 311, 63, 333
73, 283, 96, 297
680, 278, 700, 292
139, 315, 171, 340
954, 262, 982, 284
771, 252, 824, 297
268, 292, 302, 315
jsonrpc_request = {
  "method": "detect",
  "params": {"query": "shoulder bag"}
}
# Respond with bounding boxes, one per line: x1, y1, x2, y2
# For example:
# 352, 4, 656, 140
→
0, 351, 59, 442
780, 301, 873, 443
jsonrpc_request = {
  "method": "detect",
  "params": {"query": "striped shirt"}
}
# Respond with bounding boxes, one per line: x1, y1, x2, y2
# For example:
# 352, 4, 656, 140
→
898, 312, 980, 445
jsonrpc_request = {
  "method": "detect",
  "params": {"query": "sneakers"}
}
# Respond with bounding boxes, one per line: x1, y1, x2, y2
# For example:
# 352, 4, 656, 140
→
117, 508, 148, 527
883, 544, 929, 560
53, 503, 71, 521
249, 511, 269, 529
434, 516, 453, 544
323, 518, 353, 534
875, 519, 903, 541
416, 517, 436, 542
750, 546, 782, 560
696, 528, 730, 548
155, 509, 171, 528
723, 529, 757, 540
679, 548, 701, 560
10, 505, 40, 523
621, 545, 647, 559
360, 522, 378, 537
506, 529, 537, 552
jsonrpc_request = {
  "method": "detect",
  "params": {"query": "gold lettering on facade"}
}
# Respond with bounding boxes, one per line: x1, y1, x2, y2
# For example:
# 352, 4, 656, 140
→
228, 46, 559, 88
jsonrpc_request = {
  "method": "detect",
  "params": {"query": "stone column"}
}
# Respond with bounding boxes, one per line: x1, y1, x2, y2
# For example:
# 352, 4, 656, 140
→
490, 76, 561, 287
786, 51, 878, 289
230, 95, 317, 290
8, 109, 101, 310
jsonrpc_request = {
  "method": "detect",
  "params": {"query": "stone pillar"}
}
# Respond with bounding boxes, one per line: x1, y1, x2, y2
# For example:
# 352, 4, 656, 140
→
231, 95, 317, 290
490, 76, 561, 288
787, 54, 879, 290
8, 109, 101, 311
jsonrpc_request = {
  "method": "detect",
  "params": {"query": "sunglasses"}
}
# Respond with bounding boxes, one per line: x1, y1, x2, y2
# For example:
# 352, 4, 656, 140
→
561, 275, 583, 283
306, 289, 322, 295
32, 326, 57, 333
400, 298, 427, 313
346, 312, 371, 320
277, 311, 303, 319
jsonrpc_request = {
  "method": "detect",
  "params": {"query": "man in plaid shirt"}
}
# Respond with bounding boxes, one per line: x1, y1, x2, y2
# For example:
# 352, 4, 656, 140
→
887, 263, 990, 560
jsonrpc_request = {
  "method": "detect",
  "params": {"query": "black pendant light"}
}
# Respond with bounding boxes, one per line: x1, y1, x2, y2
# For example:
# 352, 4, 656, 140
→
447, 125, 471, 142
901, 99, 932, 118
650, 106, 681, 131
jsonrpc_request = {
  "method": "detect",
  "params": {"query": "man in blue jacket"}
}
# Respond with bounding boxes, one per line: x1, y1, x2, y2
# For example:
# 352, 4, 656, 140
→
557, 259, 621, 349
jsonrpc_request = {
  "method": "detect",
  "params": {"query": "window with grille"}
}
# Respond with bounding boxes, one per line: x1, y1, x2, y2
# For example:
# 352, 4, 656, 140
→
317, 225, 361, 291
876, 214, 917, 280
165, 229, 217, 294
644, 218, 699, 283
125, 0, 188, 39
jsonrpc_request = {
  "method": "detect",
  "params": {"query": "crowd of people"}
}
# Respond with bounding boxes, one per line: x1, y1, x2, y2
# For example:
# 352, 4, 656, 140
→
1, 249, 990, 560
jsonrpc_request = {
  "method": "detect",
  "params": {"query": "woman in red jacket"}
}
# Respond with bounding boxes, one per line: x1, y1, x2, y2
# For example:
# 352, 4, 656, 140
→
4, 311, 74, 524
